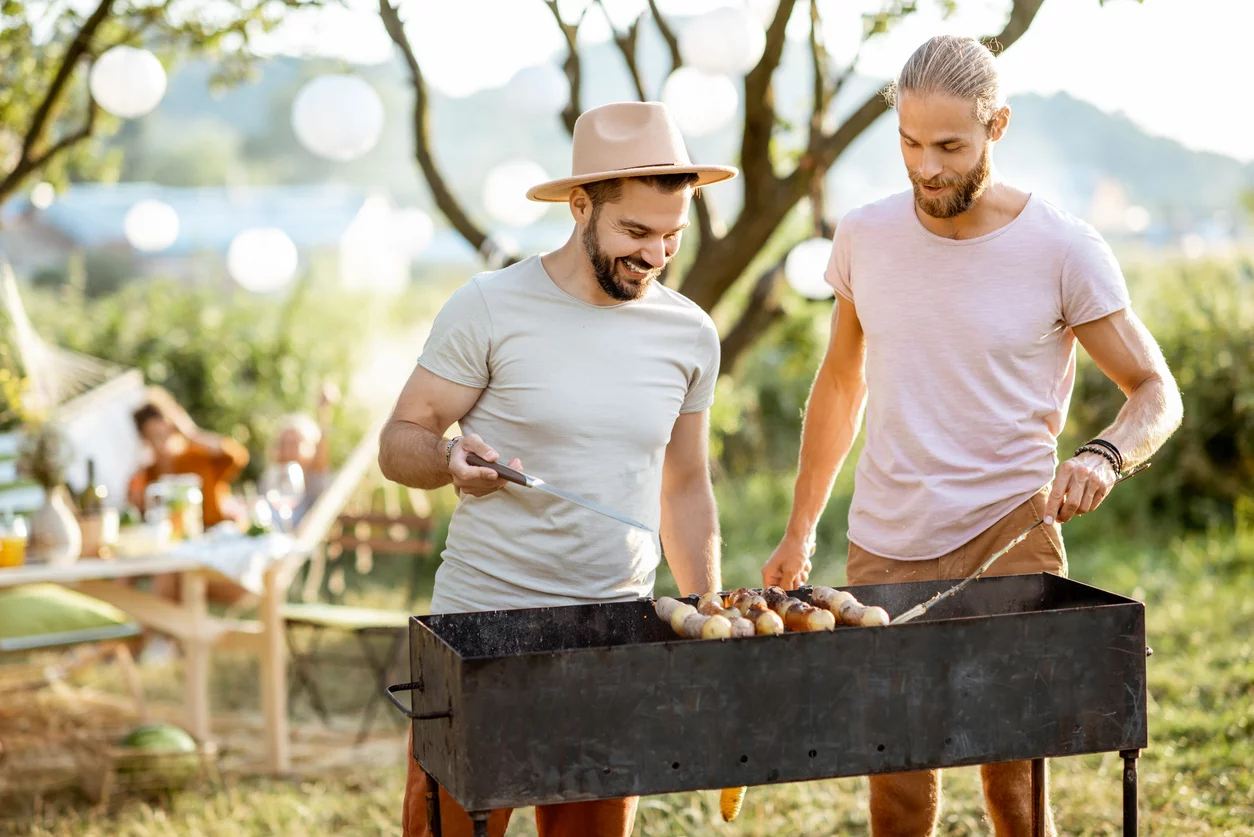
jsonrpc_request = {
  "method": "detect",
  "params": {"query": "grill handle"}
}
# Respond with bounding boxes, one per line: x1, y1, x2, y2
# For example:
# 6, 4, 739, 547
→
385, 682, 454, 720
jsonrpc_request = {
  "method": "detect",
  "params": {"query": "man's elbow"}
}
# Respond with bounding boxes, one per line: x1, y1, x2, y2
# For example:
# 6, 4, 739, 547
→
377, 423, 401, 484
1137, 368, 1184, 432
1162, 372, 1184, 431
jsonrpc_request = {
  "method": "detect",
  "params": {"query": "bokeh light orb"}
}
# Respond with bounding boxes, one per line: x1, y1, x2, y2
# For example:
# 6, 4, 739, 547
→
784, 237, 835, 300
291, 74, 385, 162
123, 200, 179, 253
228, 228, 299, 293
90, 46, 167, 119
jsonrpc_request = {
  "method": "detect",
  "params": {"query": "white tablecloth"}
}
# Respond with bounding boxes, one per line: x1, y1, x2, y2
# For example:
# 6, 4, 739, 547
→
169, 530, 296, 595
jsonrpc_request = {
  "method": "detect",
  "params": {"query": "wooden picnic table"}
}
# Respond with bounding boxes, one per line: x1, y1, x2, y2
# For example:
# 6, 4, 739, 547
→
0, 552, 294, 774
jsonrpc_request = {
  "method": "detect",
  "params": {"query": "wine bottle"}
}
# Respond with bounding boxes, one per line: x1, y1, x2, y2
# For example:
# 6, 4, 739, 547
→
79, 458, 109, 515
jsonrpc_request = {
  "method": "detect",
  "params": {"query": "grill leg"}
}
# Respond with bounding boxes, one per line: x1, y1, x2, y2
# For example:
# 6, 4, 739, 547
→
470, 810, 490, 837
1121, 748, 1140, 836
1031, 757, 1046, 837
424, 770, 442, 837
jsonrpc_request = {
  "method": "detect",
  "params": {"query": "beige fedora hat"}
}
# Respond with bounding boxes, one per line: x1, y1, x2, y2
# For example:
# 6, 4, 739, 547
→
526, 101, 739, 203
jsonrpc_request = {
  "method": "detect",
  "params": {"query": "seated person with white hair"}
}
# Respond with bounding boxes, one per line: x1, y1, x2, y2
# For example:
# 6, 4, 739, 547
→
270, 383, 338, 526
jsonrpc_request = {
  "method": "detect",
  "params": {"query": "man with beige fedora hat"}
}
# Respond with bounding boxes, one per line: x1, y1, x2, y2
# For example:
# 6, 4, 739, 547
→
379, 100, 737, 837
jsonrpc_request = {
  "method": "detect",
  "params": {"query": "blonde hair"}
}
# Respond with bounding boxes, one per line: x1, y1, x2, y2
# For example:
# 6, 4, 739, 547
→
885, 35, 1005, 125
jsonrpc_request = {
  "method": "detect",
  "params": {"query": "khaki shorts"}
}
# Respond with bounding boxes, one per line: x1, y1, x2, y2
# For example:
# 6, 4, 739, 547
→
846, 485, 1067, 585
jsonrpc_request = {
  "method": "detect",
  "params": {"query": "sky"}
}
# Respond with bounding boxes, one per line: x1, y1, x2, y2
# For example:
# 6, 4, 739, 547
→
262, 0, 1252, 163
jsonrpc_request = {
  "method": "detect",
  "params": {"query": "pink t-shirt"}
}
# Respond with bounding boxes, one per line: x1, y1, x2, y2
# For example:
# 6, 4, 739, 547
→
827, 191, 1130, 560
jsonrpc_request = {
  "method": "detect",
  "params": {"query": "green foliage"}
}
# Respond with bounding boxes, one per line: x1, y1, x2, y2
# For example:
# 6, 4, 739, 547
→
1069, 257, 1254, 531
0, 0, 318, 206
0, 314, 34, 430
22, 277, 376, 483
16, 419, 72, 489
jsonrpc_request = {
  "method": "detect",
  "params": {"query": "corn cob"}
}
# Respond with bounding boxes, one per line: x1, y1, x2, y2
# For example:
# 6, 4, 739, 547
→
720, 785, 747, 821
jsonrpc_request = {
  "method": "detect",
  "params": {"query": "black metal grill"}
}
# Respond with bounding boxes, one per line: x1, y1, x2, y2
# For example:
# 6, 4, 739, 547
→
388, 573, 1148, 836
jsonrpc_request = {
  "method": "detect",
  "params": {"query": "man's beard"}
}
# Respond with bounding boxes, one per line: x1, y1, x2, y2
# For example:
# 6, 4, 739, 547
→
909, 144, 992, 219
582, 212, 659, 302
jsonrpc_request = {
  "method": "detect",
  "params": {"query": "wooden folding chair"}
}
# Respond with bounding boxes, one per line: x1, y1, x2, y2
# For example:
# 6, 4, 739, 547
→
282, 510, 433, 744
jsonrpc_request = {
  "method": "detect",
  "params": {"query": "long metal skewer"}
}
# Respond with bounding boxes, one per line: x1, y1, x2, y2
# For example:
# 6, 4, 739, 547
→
891, 463, 1151, 625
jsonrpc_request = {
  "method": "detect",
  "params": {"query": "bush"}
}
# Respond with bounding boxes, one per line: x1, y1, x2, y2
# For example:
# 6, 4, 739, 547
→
23, 277, 377, 482
1068, 256, 1254, 531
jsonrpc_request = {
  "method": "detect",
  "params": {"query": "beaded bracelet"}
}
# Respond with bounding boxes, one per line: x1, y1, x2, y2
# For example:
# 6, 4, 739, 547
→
1084, 438, 1124, 473
1075, 444, 1119, 475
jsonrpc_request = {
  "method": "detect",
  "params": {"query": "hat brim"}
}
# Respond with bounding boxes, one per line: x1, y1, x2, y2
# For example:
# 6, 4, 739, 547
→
526, 165, 739, 203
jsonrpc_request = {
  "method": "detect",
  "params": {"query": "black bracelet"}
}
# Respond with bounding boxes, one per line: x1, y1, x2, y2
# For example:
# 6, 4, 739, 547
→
1075, 444, 1119, 475
1085, 438, 1124, 473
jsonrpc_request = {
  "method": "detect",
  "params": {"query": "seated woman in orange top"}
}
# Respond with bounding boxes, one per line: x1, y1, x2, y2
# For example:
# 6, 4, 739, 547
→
128, 388, 249, 529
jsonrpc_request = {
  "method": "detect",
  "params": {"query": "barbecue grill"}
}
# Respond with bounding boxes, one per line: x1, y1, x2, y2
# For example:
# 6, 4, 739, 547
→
387, 573, 1149, 836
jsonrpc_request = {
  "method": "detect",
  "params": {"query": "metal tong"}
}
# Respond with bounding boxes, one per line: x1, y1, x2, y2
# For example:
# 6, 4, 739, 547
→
891, 463, 1151, 625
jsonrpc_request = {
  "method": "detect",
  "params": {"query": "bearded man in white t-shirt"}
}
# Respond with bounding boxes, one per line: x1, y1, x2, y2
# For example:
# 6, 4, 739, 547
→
762, 35, 1182, 837
380, 101, 736, 837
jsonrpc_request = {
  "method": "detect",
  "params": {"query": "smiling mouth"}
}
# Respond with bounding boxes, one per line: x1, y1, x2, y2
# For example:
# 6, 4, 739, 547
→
619, 258, 653, 278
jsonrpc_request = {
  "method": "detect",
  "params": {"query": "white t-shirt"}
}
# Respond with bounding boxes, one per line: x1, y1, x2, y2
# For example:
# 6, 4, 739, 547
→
827, 191, 1130, 560
420, 255, 721, 612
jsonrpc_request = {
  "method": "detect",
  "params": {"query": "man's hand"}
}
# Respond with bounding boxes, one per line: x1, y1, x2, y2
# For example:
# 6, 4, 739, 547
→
1044, 452, 1117, 525
449, 434, 522, 498
761, 534, 814, 590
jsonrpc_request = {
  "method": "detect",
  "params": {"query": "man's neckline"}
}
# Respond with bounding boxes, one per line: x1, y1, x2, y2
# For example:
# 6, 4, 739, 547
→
910, 191, 1036, 246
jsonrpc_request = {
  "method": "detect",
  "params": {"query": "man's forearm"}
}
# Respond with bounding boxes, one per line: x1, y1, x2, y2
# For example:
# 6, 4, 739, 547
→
660, 479, 720, 597
378, 420, 454, 490
785, 368, 867, 546
1089, 372, 1183, 468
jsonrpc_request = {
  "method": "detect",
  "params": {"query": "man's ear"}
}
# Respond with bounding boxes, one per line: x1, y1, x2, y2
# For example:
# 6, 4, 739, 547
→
569, 188, 592, 224
988, 105, 1010, 142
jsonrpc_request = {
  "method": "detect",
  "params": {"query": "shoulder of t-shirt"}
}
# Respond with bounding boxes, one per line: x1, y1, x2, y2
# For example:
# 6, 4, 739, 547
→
650, 281, 714, 320
463, 254, 542, 300
1028, 195, 1109, 252
648, 283, 719, 347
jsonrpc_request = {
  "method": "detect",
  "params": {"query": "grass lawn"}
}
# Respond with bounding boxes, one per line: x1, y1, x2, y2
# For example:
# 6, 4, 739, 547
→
10, 516, 1254, 836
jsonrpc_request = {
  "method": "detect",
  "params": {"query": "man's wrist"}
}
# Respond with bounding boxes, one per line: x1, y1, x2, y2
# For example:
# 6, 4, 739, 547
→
783, 524, 817, 554
444, 436, 463, 472
1074, 446, 1118, 477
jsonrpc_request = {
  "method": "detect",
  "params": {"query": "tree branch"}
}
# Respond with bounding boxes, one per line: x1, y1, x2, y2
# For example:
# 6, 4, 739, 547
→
380, 0, 512, 266
645, 0, 682, 75
740, 0, 798, 203
543, 0, 587, 136
595, 1, 647, 101
0, 102, 99, 206
807, 0, 828, 156
719, 260, 788, 373
19, 0, 115, 162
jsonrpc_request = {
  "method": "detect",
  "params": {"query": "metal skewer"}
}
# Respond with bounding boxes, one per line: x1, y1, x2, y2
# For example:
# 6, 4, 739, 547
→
891, 463, 1151, 625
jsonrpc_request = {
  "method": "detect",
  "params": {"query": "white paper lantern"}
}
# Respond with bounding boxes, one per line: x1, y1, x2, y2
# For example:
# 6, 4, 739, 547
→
89, 46, 167, 119
483, 160, 550, 227
784, 237, 835, 300
291, 75, 385, 162
504, 63, 568, 117
392, 208, 435, 259
679, 7, 766, 76
123, 200, 179, 253
30, 182, 55, 210
661, 68, 739, 138
228, 228, 299, 293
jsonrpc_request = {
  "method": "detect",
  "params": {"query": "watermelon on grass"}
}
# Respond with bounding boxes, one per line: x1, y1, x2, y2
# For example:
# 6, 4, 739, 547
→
116, 723, 200, 790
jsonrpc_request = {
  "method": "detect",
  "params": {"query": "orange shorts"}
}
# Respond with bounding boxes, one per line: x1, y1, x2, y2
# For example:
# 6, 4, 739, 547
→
846, 484, 1068, 585
402, 734, 638, 837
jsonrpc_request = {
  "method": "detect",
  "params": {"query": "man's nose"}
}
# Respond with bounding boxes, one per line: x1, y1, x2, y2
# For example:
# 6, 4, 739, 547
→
640, 239, 666, 268
919, 152, 944, 181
